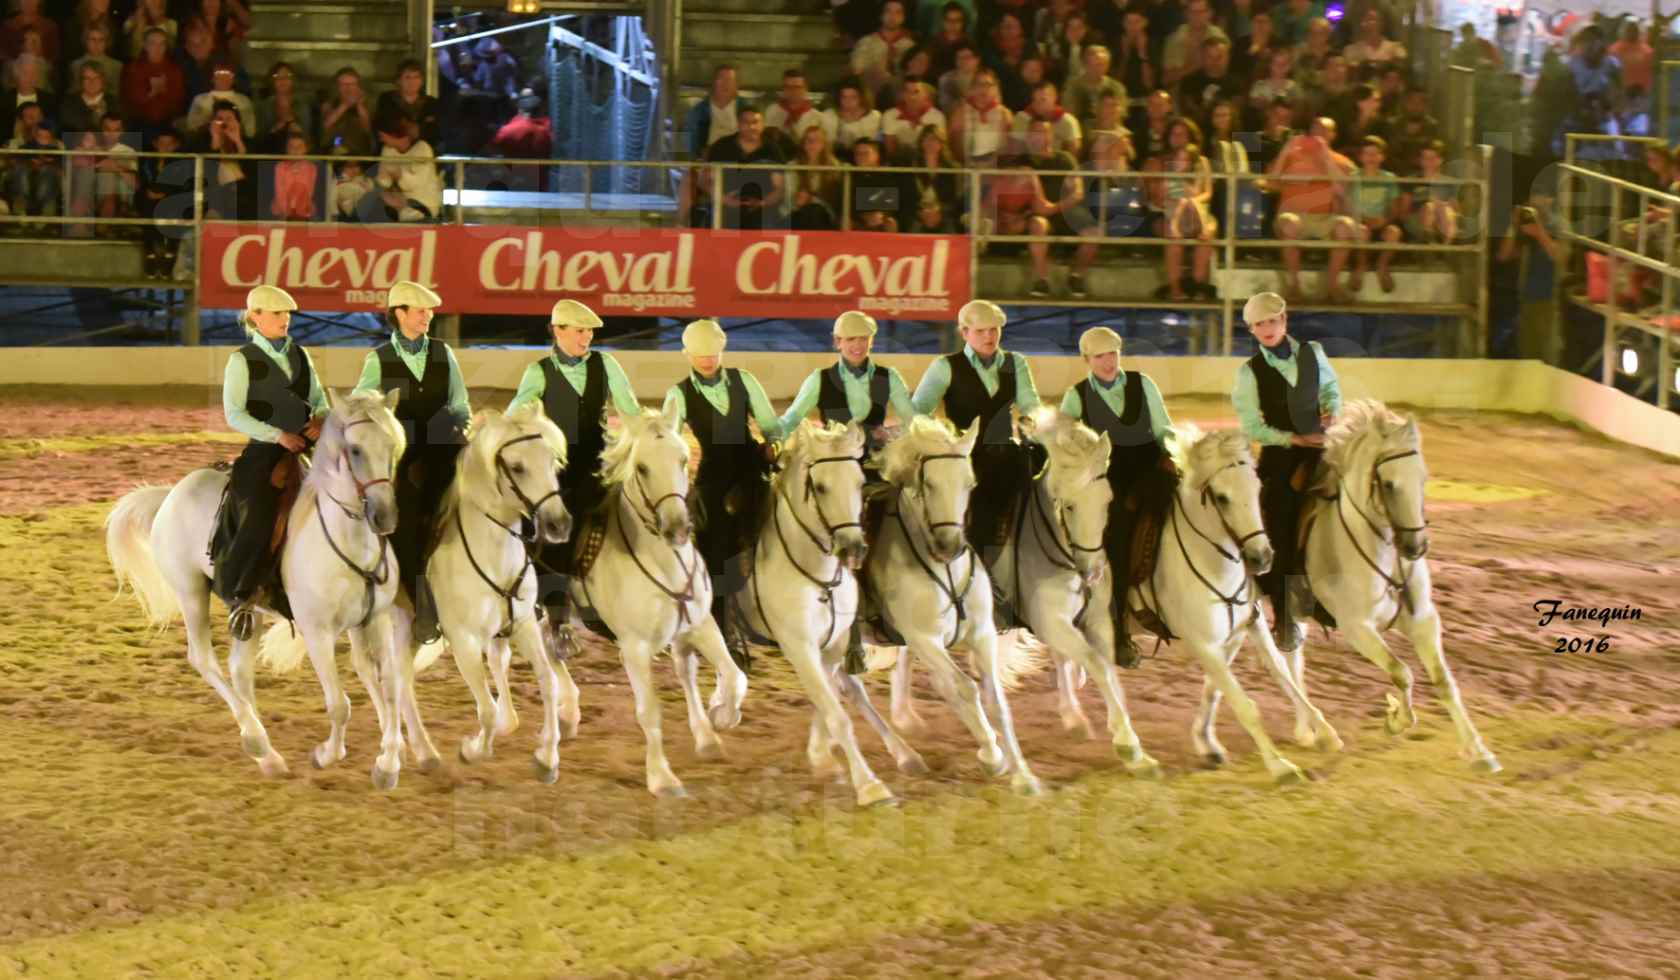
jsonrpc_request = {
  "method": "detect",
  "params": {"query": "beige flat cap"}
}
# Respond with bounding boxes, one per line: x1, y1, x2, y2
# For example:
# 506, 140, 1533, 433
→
1078, 326, 1123, 357
387, 280, 442, 309
833, 310, 878, 339
958, 299, 1006, 331
1242, 291, 1287, 325
681, 318, 727, 356
550, 298, 603, 329
244, 284, 297, 312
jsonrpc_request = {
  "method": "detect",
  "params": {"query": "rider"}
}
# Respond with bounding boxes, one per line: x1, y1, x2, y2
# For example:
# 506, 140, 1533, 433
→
507, 299, 641, 659
352, 280, 471, 645
911, 298, 1042, 625
218, 284, 328, 640
1231, 291, 1342, 649
1059, 326, 1175, 668
661, 318, 785, 672
778, 310, 918, 460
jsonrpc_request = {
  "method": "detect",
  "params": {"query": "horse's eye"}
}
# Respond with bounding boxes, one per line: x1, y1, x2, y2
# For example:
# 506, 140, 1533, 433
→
511, 462, 525, 475
1215, 493, 1230, 506
814, 482, 827, 495
350, 446, 361, 457
1382, 479, 1396, 491
637, 463, 650, 476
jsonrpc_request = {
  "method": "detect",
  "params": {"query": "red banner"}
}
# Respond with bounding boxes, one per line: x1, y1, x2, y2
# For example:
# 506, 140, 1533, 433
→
199, 224, 971, 320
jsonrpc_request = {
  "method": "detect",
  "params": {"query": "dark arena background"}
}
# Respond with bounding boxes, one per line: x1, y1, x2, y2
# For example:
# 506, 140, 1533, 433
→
3, 0, 1680, 975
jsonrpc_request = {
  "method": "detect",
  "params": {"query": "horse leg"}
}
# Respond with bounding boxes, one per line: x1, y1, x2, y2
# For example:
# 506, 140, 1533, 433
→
487, 635, 519, 738
390, 610, 442, 773
1343, 620, 1418, 735
783, 640, 895, 807
669, 639, 724, 762
299, 623, 351, 769
678, 620, 747, 732
806, 711, 843, 781
353, 617, 404, 790
446, 627, 499, 764
968, 628, 1043, 795
888, 647, 928, 734
510, 618, 564, 783
836, 656, 930, 777
1054, 653, 1094, 740
1245, 612, 1343, 754
204, 588, 286, 777
620, 638, 685, 798
1192, 637, 1304, 784
1406, 606, 1500, 772
909, 637, 1008, 780
1191, 664, 1228, 766
348, 626, 391, 748
1055, 619, 1156, 775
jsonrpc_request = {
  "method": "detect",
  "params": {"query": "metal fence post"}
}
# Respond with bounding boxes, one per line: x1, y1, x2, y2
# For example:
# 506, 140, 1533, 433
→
184, 153, 203, 346
1474, 144, 1492, 357
1223, 168, 1238, 356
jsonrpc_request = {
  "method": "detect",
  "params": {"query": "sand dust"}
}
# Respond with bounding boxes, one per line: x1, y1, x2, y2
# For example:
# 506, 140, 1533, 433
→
0, 387, 1677, 978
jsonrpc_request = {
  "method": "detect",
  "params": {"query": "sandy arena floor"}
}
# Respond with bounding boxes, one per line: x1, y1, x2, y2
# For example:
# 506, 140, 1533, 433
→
1, 384, 1678, 978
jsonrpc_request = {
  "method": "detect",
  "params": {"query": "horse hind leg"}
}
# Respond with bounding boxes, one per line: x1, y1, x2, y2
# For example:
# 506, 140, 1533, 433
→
1406, 606, 1500, 772
1245, 612, 1343, 754
390, 610, 442, 773
837, 666, 930, 777
351, 619, 404, 790
1191, 661, 1228, 766
510, 618, 565, 783
888, 648, 929, 734
910, 638, 1009, 785
300, 623, 351, 769
1193, 639, 1303, 784
1054, 651, 1095, 740
669, 639, 724, 762
782, 640, 895, 807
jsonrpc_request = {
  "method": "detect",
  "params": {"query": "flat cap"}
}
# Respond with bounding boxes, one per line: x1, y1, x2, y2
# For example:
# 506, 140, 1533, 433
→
681, 318, 727, 356
833, 310, 878, 339
387, 280, 442, 309
1078, 326, 1123, 357
550, 298, 603, 329
958, 299, 1007, 331
244, 284, 297, 312
1243, 291, 1287, 325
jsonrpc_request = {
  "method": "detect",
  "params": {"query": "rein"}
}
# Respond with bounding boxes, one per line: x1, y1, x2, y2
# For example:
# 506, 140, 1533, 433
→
1018, 472, 1097, 629
1131, 467, 1262, 640
455, 430, 567, 638
614, 489, 700, 629
454, 504, 532, 639
494, 432, 563, 542
891, 478, 975, 649
1327, 448, 1424, 629
311, 415, 393, 628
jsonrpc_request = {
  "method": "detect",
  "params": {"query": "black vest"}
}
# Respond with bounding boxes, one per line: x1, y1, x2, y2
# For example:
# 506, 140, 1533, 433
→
1248, 341, 1323, 436
238, 341, 314, 436
681, 369, 759, 480
376, 337, 461, 447
817, 363, 890, 429
1077, 373, 1161, 483
942, 350, 1016, 446
540, 351, 608, 489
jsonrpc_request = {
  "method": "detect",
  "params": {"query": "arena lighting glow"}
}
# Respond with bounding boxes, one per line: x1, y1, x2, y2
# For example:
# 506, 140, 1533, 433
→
1620, 347, 1640, 375
1673, 366, 1680, 392
1325, 3, 1345, 22
506, 0, 540, 12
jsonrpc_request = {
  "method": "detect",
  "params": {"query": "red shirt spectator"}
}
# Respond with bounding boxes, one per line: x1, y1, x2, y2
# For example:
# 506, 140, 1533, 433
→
492, 102, 552, 160
272, 133, 319, 220
1608, 23, 1653, 94
0, 0, 60, 64
122, 28, 187, 127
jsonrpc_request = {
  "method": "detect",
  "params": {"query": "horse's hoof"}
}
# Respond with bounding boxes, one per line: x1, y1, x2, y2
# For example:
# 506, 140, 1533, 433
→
652, 783, 689, 800
1012, 773, 1046, 797
857, 780, 897, 808
415, 755, 442, 775
494, 711, 520, 738
458, 739, 490, 765
241, 733, 271, 759
979, 748, 1011, 779
1316, 729, 1346, 753
371, 764, 400, 791
1061, 716, 1095, 741
255, 752, 289, 779
1294, 728, 1318, 749
310, 744, 341, 770
1470, 754, 1502, 775
1272, 763, 1307, 786
897, 753, 930, 777
1199, 748, 1227, 768
532, 756, 561, 785
892, 714, 928, 737
1123, 753, 1163, 779
708, 703, 742, 732
695, 740, 725, 762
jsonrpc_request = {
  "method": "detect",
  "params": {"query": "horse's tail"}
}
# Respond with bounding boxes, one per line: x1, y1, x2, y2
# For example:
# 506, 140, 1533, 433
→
413, 638, 448, 674
975, 628, 1050, 692
104, 485, 178, 627
256, 621, 308, 673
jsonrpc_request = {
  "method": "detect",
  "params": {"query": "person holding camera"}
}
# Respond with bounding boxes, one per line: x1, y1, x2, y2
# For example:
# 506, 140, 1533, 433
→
1498, 192, 1568, 363
189, 99, 252, 219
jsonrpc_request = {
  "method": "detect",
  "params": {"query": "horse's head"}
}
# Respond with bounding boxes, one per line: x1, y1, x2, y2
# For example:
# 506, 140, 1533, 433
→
879, 416, 979, 563
322, 387, 406, 535
1352, 407, 1430, 559
1174, 423, 1273, 575
785, 420, 870, 569
467, 403, 572, 544
605, 408, 692, 547
1026, 407, 1115, 585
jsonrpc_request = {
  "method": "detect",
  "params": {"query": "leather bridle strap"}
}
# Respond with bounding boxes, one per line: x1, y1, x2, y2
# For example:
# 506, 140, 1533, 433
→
494, 433, 563, 534
790, 452, 867, 554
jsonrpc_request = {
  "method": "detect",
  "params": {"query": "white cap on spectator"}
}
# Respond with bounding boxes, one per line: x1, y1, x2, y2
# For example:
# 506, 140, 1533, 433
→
387, 280, 442, 309
958, 299, 1006, 332
833, 310, 878, 339
245, 284, 297, 312
682, 319, 727, 356
1078, 326, 1123, 358
550, 299, 603, 329
1243, 291, 1287, 325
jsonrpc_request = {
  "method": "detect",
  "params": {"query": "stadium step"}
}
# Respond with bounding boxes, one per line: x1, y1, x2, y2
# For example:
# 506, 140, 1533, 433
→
242, 37, 416, 92
247, 1, 411, 44
684, 0, 818, 15
680, 11, 836, 53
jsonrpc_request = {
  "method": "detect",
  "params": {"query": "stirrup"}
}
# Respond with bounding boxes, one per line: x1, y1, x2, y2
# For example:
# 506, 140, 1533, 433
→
1114, 630, 1142, 670
228, 601, 256, 642
548, 622, 578, 663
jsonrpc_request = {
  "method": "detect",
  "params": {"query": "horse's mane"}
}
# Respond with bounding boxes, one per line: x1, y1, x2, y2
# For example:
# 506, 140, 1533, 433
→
600, 407, 686, 488
439, 402, 567, 518
312, 390, 407, 482
875, 415, 969, 486
1316, 399, 1420, 493
1026, 407, 1110, 489
778, 420, 867, 481
1168, 421, 1251, 484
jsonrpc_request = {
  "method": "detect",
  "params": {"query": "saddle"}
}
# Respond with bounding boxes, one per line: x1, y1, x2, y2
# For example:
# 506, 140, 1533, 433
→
569, 508, 617, 642
209, 454, 304, 620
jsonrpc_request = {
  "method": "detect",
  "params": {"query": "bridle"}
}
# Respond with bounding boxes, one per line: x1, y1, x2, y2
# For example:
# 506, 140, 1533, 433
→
313, 415, 394, 629
1330, 448, 1427, 627
619, 438, 690, 537
319, 417, 395, 520
1345, 449, 1429, 541
912, 452, 970, 537
457, 430, 566, 637
889, 451, 977, 648
783, 451, 866, 554
1185, 458, 1268, 562
1018, 466, 1106, 631
490, 432, 564, 542
1135, 457, 1266, 637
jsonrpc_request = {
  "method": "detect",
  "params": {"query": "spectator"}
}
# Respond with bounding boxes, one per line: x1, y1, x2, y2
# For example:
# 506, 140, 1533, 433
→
877, 43, 934, 111
70, 26, 122, 96
986, 13, 1037, 109
1231, 8, 1273, 82
1336, 83, 1388, 153
936, 43, 981, 115
1149, 116, 1217, 300
138, 127, 189, 277
1037, 2, 1092, 85
59, 63, 115, 138
1033, 0, 1078, 60
1343, 8, 1407, 72
1162, 0, 1228, 88
1293, 19, 1337, 92
1113, 7, 1155, 99
88, 111, 137, 228
1022, 115, 1099, 297
1565, 25, 1621, 111
848, 137, 903, 231
1248, 48, 1300, 126
909, 123, 963, 232
319, 66, 374, 158
374, 59, 441, 149
1498, 186, 1567, 361
950, 68, 1011, 165
177, 22, 221, 100
191, 100, 253, 219
331, 148, 372, 220
6, 29, 53, 94
185, 0, 249, 64
691, 105, 784, 230
1347, 134, 1406, 293
1254, 95, 1296, 174
491, 89, 552, 161
364, 118, 441, 222
1082, 90, 1130, 161
123, 0, 177, 57
1387, 85, 1437, 174
1223, 0, 1257, 44
1134, 0, 1183, 62
0, 0, 59, 64
1179, 37, 1243, 134
927, 2, 973, 78
121, 28, 185, 142
1064, 45, 1127, 131
1404, 139, 1459, 243
2, 53, 48, 137
1305, 55, 1354, 128
1080, 129, 1146, 239
5, 104, 61, 222
1448, 22, 1502, 72
918, 0, 975, 41
1009, 79, 1081, 158
1269, 116, 1357, 301
765, 68, 836, 156
684, 63, 747, 159
881, 79, 945, 159
1130, 89, 1174, 164
271, 128, 320, 221
1271, 0, 1325, 48
470, 38, 520, 101
1608, 21, 1653, 96
789, 124, 842, 230
185, 61, 257, 139
66, 0, 116, 60
851, 0, 915, 96
256, 62, 313, 154
831, 79, 881, 154
1376, 65, 1406, 116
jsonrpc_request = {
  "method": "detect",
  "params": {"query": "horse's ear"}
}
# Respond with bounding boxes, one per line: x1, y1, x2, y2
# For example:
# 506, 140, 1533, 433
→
1095, 431, 1113, 471
1401, 415, 1420, 441
325, 387, 346, 417
382, 388, 400, 414
508, 400, 539, 424
473, 407, 503, 432
957, 418, 981, 455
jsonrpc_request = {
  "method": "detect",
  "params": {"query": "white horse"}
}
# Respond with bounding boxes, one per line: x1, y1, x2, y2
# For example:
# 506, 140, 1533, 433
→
572, 408, 749, 798
858, 416, 1044, 795
105, 389, 409, 785
731, 421, 925, 806
1129, 423, 1341, 783
1270, 399, 1500, 773
401, 403, 579, 782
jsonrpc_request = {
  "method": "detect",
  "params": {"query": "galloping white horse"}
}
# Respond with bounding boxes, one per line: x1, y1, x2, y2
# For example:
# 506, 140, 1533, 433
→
1129, 424, 1341, 783
105, 389, 408, 785
860, 416, 1043, 795
573, 408, 748, 798
401, 404, 578, 782
1269, 399, 1500, 772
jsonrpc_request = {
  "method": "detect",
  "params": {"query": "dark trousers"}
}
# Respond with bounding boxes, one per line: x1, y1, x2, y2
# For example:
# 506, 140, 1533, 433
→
696, 455, 770, 627
216, 440, 291, 603
535, 471, 609, 613
1104, 466, 1177, 617
391, 442, 464, 602
1256, 444, 1322, 617
968, 442, 1037, 564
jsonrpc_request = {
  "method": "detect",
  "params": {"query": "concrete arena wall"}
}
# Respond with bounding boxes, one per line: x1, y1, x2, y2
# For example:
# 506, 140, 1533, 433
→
3, 347, 1677, 461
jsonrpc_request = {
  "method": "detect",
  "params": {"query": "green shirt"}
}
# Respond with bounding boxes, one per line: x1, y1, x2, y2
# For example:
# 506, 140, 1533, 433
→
351, 331, 471, 428
222, 334, 327, 443
660, 367, 785, 442
507, 349, 642, 417
1058, 369, 1174, 444
778, 359, 918, 434
1352, 169, 1402, 220
1231, 337, 1343, 447
911, 345, 1042, 417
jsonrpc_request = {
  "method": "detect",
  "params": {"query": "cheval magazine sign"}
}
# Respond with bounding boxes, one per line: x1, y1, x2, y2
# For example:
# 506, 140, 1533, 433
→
199, 224, 972, 319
